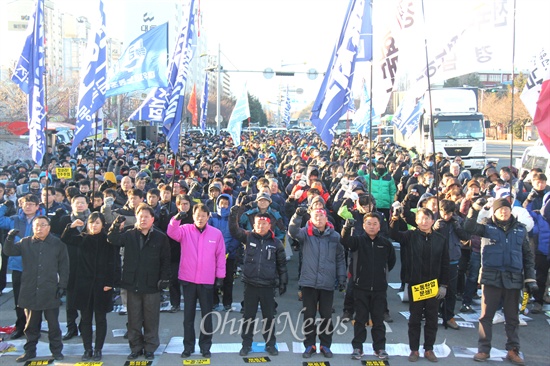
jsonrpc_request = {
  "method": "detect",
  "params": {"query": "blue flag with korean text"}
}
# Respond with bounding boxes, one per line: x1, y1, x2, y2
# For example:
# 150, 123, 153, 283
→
71, 0, 107, 156
11, 0, 46, 165
393, 95, 424, 139
105, 22, 168, 97
227, 85, 250, 146
283, 87, 291, 126
310, 0, 371, 148
200, 73, 209, 132
352, 81, 379, 134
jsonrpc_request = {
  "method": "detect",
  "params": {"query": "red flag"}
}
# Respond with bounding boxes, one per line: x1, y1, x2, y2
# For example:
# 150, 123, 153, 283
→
187, 84, 198, 126
534, 78, 550, 153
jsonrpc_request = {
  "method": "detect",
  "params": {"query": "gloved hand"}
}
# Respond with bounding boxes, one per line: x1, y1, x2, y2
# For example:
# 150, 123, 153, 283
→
472, 197, 488, 211
7, 229, 19, 241
230, 205, 240, 215
338, 281, 346, 292
295, 207, 308, 216
113, 215, 126, 228
175, 211, 188, 221
294, 190, 304, 200
297, 180, 307, 188
521, 170, 529, 180
349, 192, 359, 201
157, 279, 170, 291
104, 197, 115, 207
526, 190, 538, 202
54, 208, 65, 217
344, 219, 356, 228
3, 200, 15, 209
436, 286, 447, 299
215, 278, 224, 289
56, 288, 66, 299
279, 284, 287, 296
160, 206, 170, 217
526, 281, 539, 294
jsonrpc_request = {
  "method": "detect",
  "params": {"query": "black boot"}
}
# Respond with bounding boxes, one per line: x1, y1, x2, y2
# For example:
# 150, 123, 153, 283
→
93, 349, 102, 361
62, 328, 78, 341
81, 349, 93, 361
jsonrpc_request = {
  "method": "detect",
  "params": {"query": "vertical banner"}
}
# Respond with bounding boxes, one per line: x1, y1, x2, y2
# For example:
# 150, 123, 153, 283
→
227, 85, 250, 146
200, 73, 209, 132
187, 84, 198, 126
11, 0, 47, 165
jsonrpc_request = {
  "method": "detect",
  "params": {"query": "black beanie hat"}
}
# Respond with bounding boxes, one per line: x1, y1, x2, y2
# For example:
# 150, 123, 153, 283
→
493, 198, 511, 212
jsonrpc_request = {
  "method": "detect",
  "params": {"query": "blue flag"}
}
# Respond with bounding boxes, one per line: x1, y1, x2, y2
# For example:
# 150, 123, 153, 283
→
310, 0, 371, 148
106, 22, 168, 97
227, 85, 250, 146
347, 90, 356, 113
352, 81, 379, 135
200, 73, 209, 132
71, 0, 107, 156
128, 87, 168, 122
282, 87, 291, 126
11, 0, 46, 165
393, 96, 424, 139
162, 0, 196, 154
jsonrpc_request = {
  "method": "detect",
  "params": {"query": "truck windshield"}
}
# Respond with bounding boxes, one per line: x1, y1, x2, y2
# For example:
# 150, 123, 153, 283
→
433, 119, 483, 139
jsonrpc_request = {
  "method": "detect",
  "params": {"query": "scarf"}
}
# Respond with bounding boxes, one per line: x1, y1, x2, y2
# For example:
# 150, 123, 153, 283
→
71, 209, 91, 232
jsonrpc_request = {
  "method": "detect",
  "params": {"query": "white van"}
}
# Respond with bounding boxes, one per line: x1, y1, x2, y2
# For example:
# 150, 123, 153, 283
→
518, 141, 550, 176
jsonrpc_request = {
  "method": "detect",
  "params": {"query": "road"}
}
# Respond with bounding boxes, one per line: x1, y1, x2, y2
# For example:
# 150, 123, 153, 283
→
1, 247, 549, 366
486, 140, 534, 169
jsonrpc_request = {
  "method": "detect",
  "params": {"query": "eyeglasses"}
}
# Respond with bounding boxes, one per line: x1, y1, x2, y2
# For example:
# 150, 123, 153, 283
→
34, 223, 49, 228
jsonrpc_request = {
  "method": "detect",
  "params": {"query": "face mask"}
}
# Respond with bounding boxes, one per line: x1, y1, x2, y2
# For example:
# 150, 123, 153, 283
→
403, 170, 409, 177
133, 160, 139, 165
427, 161, 434, 167
95, 165, 100, 170
426, 177, 434, 185
376, 168, 386, 175
139, 154, 144, 159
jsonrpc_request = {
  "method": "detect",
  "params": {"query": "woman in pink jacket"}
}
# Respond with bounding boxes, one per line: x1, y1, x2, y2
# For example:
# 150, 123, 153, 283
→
167, 203, 226, 359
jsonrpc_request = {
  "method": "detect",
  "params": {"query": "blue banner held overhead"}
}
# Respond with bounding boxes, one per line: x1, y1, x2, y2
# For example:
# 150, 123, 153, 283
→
105, 22, 168, 97
71, 0, 107, 156
200, 73, 209, 132
393, 96, 424, 139
352, 81, 379, 135
11, 0, 46, 165
310, 0, 370, 148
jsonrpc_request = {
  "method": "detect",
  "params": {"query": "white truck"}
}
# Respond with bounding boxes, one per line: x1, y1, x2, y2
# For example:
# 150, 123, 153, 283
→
394, 88, 490, 172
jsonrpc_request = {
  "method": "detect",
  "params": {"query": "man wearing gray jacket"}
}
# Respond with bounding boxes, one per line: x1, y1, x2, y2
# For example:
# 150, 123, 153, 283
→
4, 215, 70, 363
288, 207, 346, 359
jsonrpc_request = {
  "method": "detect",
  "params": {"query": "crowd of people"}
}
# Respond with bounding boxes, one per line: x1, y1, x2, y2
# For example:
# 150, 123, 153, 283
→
0, 129, 548, 364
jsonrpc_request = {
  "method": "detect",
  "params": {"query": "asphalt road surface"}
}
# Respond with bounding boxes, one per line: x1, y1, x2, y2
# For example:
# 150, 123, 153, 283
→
1, 245, 549, 366
486, 140, 533, 169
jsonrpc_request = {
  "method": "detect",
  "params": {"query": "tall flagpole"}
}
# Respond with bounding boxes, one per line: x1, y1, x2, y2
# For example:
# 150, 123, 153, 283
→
509, 0, 517, 170
421, 0, 438, 197
91, 112, 100, 193
42, 0, 50, 209
368, 66, 374, 192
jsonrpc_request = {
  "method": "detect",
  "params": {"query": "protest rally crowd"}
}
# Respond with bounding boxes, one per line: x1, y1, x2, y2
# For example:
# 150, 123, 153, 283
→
1, 129, 549, 365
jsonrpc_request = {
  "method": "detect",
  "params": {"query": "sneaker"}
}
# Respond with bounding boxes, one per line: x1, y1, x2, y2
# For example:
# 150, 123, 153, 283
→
424, 350, 438, 362
303, 345, 316, 358
169, 305, 179, 313
506, 349, 525, 365
239, 346, 251, 356
376, 349, 389, 360
384, 311, 394, 323
118, 305, 127, 315
341, 311, 352, 323
531, 302, 543, 314
408, 350, 419, 362
212, 304, 224, 311
351, 348, 363, 360
144, 351, 154, 360
265, 345, 278, 356
473, 352, 490, 362
460, 304, 475, 313
320, 346, 333, 358
446, 318, 460, 330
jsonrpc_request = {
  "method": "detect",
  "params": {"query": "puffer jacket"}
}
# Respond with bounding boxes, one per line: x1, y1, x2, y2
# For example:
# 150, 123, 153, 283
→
464, 212, 536, 289
228, 208, 288, 287
209, 194, 241, 259
288, 213, 346, 291
365, 172, 397, 209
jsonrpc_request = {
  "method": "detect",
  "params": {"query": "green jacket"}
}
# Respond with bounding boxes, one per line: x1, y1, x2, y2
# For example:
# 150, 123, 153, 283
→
365, 173, 397, 209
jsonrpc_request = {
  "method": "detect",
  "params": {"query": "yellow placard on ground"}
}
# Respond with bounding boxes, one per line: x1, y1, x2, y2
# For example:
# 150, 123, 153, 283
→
411, 279, 438, 302
183, 359, 211, 365
26, 360, 53, 366
243, 356, 271, 363
74, 362, 103, 366
55, 167, 72, 179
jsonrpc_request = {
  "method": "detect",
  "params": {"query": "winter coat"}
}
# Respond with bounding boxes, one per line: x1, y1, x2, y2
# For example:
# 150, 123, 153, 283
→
365, 172, 397, 209
107, 225, 171, 294
288, 213, 346, 291
167, 218, 226, 285
4, 233, 69, 310
433, 216, 470, 262
228, 207, 288, 287
464, 212, 536, 290
341, 225, 396, 291
208, 194, 240, 259
389, 222, 450, 287
61, 226, 116, 313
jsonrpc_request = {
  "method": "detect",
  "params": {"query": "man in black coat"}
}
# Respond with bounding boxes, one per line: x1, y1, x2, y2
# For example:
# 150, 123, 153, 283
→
341, 213, 396, 361
108, 203, 170, 361
4, 216, 69, 362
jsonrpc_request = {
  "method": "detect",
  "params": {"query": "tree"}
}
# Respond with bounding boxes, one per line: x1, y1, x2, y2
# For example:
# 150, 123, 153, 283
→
0, 80, 27, 121
444, 73, 483, 88
248, 93, 267, 126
